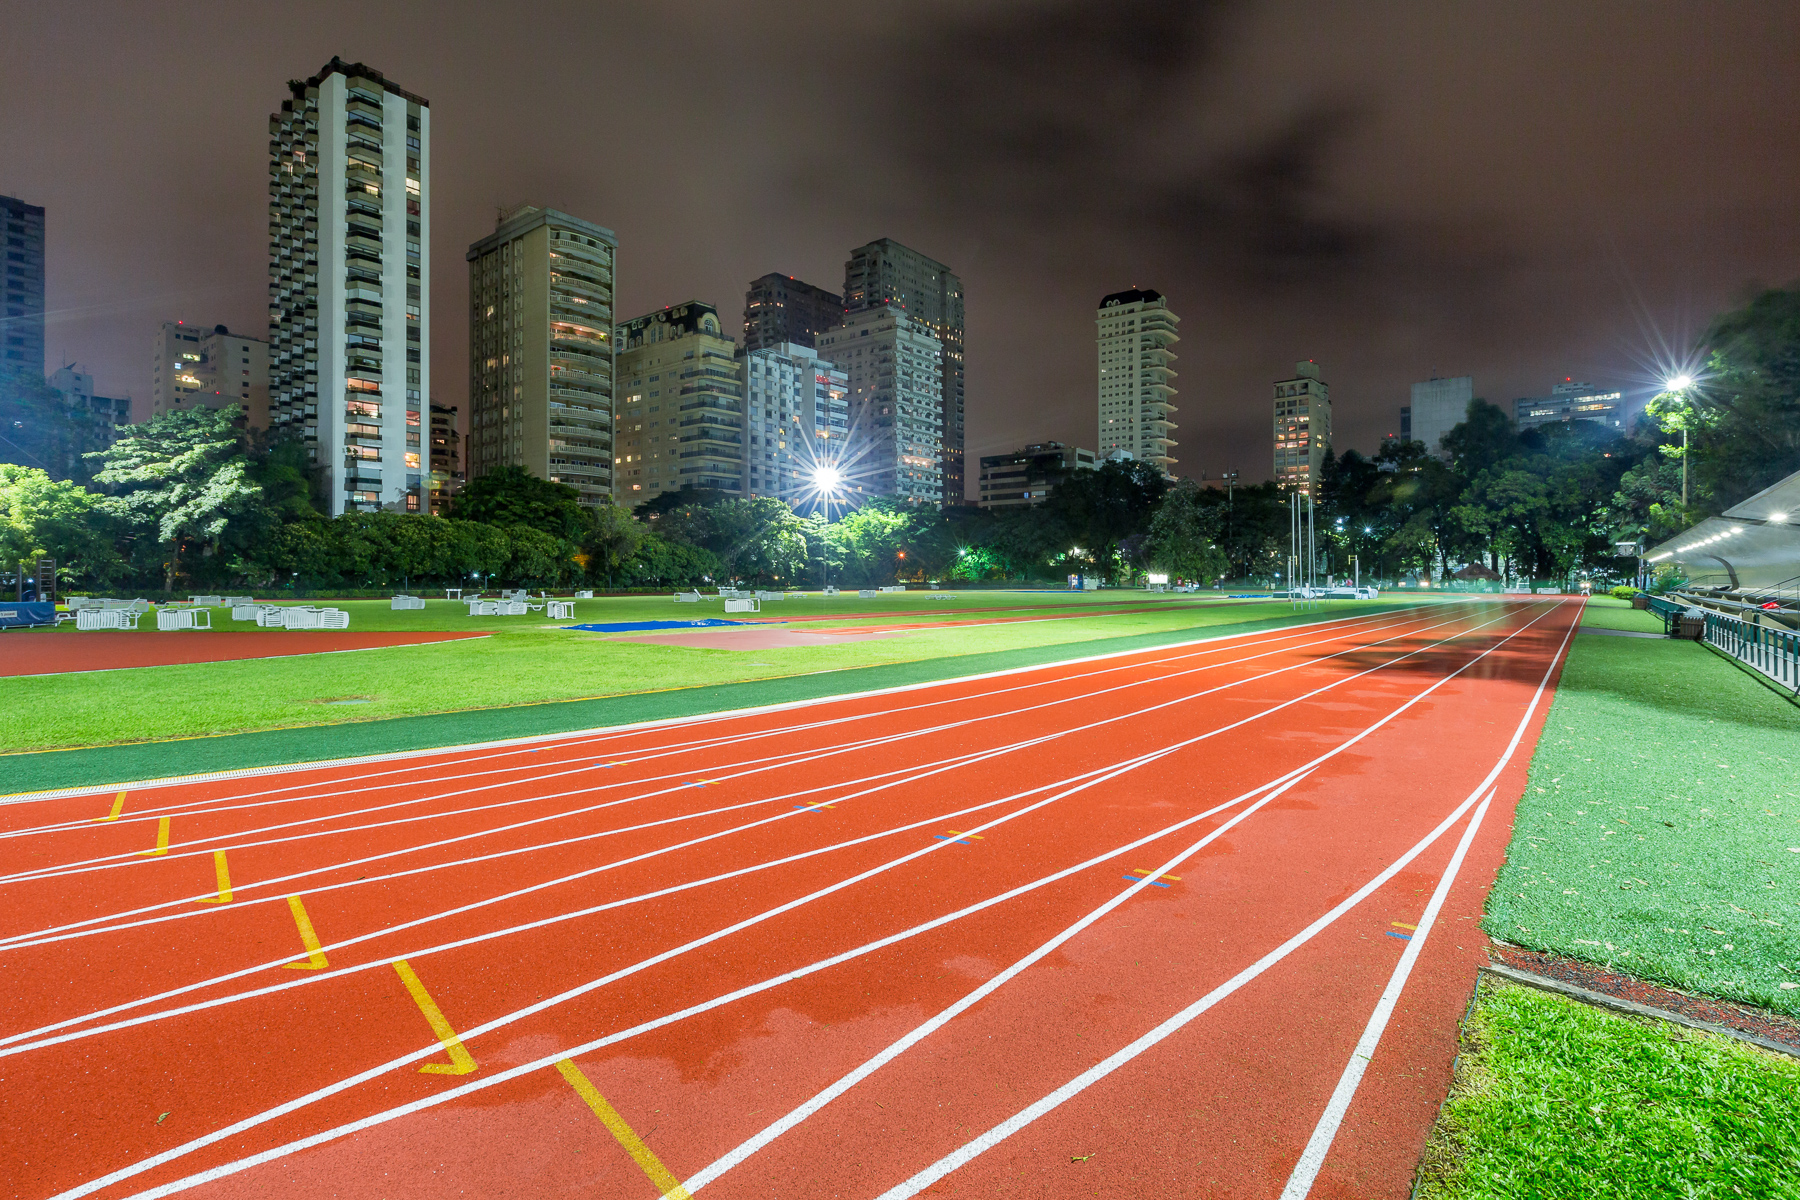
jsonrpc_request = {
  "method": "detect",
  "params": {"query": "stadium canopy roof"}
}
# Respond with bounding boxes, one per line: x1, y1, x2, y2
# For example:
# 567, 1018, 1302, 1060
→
1644, 468, 1800, 590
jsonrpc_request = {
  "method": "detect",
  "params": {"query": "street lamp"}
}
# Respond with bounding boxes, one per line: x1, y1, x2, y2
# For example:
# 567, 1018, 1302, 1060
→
1665, 375, 1695, 510
811, 465, 844, 590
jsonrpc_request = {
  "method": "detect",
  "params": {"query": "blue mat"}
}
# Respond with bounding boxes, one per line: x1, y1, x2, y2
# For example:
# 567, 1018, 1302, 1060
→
1227, 594, 1274, 599
562, 619, 770, 633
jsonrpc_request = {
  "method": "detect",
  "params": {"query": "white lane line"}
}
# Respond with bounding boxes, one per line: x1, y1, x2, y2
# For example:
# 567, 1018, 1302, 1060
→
52, 605, 1553, 1200
2, 602, 1444, 807
6, 605, 1516, 1050
1276, 599, 1582, 1199
870, 602, 1579, 1200
680, 768, 1319, 1194
0, 607, 1443, 878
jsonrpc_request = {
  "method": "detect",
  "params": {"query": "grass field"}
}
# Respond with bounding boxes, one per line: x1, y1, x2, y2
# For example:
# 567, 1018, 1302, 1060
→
1486, 597, 1800, 1016
1415, 981, 1800, 1199
0, 591, 1420, 755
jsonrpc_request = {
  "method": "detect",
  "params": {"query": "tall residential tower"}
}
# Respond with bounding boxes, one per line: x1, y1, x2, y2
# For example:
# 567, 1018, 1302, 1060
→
743, 274, 841, 352
843, 239, 963, 504
1, 195, 46, 382
815, 306, 943, 504
1096, 288, 1179, 473
466, 206, 616, 505
269, 58, 429, 514
614, 302, 744, 502
149, 321, 269, 428
1273, 361, 1332, 496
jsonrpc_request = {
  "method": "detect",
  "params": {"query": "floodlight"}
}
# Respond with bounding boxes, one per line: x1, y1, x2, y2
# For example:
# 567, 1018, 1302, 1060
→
812, 465, 843, 490
1666, 374, 1694, 391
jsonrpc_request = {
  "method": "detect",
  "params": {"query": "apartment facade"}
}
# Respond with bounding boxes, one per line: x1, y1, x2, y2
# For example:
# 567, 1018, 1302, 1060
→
269, 58, 429, 514
614, 302, 744, 502
815, 306, 943, 504
741, 341, 850, 510
1273, 360, 1332, 496
428, 401, 463, 515
1408, 375, 1472, 458
47, 365, 131, 442
1096, 288, 1179, 474
1, 195, 45, 380
466, 206, 616, 505
977, 441, 1096, 509
149, 321, 269, 427
843, 239, 964, 504
743, 273, 841, 352
1514, 380, 1635, 435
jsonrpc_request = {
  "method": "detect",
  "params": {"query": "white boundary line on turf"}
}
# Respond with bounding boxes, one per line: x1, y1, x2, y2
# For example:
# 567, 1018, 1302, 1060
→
0, 601, 1452, 806
52, 604, 1557, 1200
867, 600, 1580, 1200
1275, 597, 1584, 1200
5, 603, 1514, 1053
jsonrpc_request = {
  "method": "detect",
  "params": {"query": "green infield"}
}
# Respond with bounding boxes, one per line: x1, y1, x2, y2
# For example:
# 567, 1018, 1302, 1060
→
1486, 597, 1800, 1016
0, 591, 1431, 760
1415, 981, 1800, 1199
1579, 594, 1666, 633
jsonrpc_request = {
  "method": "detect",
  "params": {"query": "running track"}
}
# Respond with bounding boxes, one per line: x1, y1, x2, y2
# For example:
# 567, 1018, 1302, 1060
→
0, 597, 1580, 1199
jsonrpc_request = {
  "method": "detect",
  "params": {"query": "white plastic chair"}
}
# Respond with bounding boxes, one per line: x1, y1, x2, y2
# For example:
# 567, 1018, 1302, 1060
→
547, 601, 575, 619
674, 592, 701, 603
319, 608, 349, 629
724, 598, 761, 613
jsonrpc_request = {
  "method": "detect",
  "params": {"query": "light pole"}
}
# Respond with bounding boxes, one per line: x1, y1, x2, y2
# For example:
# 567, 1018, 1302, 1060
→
1665, 374, 1694, 511
811, 465, 843, 590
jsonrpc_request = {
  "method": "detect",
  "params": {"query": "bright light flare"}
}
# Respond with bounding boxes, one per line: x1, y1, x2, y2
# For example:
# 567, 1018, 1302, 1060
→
811, 465, 843, 490
1665, 373, 1695, 391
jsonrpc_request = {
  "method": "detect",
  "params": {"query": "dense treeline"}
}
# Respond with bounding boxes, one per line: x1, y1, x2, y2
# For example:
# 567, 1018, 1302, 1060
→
3, 286, 1797, 594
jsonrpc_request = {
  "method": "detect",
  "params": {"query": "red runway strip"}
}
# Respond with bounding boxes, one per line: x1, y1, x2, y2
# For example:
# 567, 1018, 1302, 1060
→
0, 631, 488, 677
0, 599, 1578, 1200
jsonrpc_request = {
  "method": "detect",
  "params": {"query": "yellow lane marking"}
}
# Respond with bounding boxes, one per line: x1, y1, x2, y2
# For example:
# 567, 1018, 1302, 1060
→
95, 791, 126, 822
281, 895, 329, 969
137, 816, 170, 857
1392, 922, 1418, 931
1132, 868, 1183, 882
556, 1058, 692, 1198
195, 850, 233, 903
393, 959, 479, 1075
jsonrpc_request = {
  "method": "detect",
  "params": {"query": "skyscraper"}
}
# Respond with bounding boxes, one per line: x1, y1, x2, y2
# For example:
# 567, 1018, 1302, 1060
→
1408, 375, 1473, 459
614, 302, 744, 502
1, 195, 46, 381
842, 239, 963, 504
815, 306, 943, 504
428, 401, 463, 515
466, 206, 616, 506
743, 274, 841, 352
1273, 361, 1332, 496
1095, 288, 1179, 473
149, 321, 269, 428
740, 341, 849, 508
268, 58, 430, 514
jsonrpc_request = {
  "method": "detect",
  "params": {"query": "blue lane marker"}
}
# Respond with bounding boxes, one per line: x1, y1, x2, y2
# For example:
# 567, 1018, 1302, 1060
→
1385, 930, 1413, 942
1122, 874, 1171, 888
561, 619, 776, 633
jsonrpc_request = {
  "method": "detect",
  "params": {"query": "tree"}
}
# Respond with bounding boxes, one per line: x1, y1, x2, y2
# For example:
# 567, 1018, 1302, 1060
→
449, 466, 589, 542
1143, 478, 1227, 582
0, 463, 123, 589
86, 406, 262, 591
1041, 459, 1168, 582
583, 501, 648, 588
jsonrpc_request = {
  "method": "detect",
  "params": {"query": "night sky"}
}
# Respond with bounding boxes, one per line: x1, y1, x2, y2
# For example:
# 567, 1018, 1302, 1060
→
3, 1, 1796, 495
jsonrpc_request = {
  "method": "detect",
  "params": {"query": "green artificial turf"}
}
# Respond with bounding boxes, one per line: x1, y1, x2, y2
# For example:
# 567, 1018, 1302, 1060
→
0, 594, 1444, 795
1579, 594, 1667, 634
1486, 614, 1800, 1016
1415, 981, 1800, 1199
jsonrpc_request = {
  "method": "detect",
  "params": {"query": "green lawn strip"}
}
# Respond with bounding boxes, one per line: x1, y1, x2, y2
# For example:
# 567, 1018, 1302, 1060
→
1484, 627, 1800, 1017
1415, 981, 1800, 1199
0, 600, 1439, 796
1580, 594, 1667, 634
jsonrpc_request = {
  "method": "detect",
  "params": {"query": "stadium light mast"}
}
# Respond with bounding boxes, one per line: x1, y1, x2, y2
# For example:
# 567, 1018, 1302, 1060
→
811, 465, 844, 590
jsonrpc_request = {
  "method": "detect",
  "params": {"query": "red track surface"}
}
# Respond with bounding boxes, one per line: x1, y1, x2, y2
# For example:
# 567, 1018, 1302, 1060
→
0, 598, 1579, 1200
0, 631, 487, 677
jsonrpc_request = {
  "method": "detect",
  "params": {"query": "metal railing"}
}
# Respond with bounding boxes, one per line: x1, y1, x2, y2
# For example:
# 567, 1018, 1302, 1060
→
1703, 609, 1800, 692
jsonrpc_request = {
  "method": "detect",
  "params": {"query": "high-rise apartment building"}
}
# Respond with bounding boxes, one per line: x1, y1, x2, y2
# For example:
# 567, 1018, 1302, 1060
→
815, 306, 943, 504
1408, 375, 1473, 459
978, 442, 1097, 509
1096, 288, 1180, 474
843, 239, 964, 504
466, 206, 616, 505
741, 342, 850, 508
743, 274, 841, 353
614, 302, 744, 502
1273, 361, 1332, 496
268, 58, 429, 514
428, 401, 463, 515
1514, 380, 1635, 435
149, 322, 269, 428
1, 195, 46, 381
47, 365, 131, 440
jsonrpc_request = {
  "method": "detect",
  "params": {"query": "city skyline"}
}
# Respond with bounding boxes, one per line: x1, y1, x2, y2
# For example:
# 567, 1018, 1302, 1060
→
2, 3, 1796, 491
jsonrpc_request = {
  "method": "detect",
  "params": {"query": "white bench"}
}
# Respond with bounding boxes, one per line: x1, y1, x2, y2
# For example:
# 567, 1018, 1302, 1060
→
574, 590, 594, 599
822, 586, 840, 596
76, 608, 140, 630
674, 591, 702, 603
188, 595, 224, 606
466, 599, 499, 616
501, 589, 530, 602
276, 606, 349, 630
858, 589, 878, 599
879, 585, 905, 593
547, 600, 575, 619
928, 593, 954, 600
754, 590, 786, 601
724, 598, 761, 613
221, 595, 254, 607
156, 607, 212, 631
390, 595, 426, 611
1535, 587, 1563, 595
